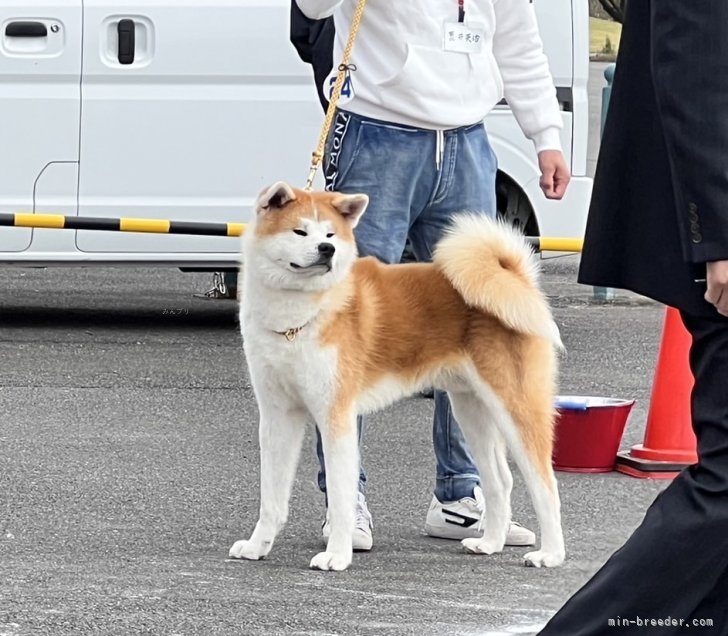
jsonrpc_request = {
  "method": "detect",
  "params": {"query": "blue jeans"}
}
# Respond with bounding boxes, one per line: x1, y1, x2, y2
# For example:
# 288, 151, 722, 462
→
316, 110, 498, 503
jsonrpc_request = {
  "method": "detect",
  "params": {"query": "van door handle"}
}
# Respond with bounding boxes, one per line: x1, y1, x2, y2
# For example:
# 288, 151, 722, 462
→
118, 19, 135, 64
5, 21, 48, 37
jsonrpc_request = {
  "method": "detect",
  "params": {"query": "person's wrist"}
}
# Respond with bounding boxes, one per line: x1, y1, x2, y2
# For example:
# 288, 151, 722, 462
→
533, 128, 562, 154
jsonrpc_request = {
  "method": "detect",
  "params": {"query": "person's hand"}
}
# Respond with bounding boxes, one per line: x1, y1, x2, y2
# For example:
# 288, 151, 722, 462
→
538, 150, 571, 200
705, 260, 728, 316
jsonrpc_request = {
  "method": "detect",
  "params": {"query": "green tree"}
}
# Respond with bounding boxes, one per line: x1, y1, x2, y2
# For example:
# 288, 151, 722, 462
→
602, 36, 613, 55
598, 0, 627, 23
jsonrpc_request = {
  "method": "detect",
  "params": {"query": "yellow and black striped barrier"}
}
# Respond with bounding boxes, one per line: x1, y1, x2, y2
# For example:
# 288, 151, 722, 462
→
0, 212, 245, 238
0, 212, 583, 253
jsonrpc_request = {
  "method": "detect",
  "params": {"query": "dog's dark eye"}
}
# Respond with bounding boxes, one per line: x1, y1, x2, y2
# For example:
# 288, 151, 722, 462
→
293, 229, 307, 237
326, 233, 335, 238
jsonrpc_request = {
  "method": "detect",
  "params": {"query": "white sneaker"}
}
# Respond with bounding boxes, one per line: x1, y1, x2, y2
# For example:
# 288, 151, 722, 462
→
424, 486, 536, 546
321, 492, 373, 551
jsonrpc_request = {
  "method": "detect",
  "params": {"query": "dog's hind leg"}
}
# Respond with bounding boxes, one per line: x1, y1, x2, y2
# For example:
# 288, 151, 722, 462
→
448, 391, 512, 555
309, 410, 358, 572
516, 441, 564, 568
229, 400, 306, 561
466, 381, 564, 567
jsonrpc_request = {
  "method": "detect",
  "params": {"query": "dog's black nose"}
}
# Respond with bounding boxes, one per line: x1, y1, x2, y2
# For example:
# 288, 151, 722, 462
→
318, 242, 335, 258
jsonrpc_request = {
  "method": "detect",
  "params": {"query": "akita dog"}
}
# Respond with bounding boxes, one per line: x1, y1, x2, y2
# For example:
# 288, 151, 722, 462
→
229, 182, 564, 572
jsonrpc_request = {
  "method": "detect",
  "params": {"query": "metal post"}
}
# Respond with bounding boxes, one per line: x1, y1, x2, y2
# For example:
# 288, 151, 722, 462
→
593, 63, 617, 302
223, 271, 238, 298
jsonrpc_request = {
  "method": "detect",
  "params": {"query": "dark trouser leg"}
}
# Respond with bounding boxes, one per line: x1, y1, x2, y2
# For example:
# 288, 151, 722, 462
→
538, 311, 728, 636
685, 562, 728, 633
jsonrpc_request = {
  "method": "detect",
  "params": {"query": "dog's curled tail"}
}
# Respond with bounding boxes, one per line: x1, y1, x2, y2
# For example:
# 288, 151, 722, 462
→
434, 214, 563, 348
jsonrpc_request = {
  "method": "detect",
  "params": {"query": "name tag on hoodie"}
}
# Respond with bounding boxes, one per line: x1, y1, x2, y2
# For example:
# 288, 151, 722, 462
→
443, 22, 485, 54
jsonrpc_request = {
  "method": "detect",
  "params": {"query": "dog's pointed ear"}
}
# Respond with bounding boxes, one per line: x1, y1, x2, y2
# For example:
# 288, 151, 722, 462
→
256, 182, 297, 215
332, 193, 369, 228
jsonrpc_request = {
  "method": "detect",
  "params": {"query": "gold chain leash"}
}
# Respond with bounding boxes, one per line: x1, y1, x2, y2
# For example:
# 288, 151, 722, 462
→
304, 0, 368, 191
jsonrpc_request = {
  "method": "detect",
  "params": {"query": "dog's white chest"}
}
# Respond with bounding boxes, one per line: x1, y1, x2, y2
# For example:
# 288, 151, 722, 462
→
243, 322, 339, 409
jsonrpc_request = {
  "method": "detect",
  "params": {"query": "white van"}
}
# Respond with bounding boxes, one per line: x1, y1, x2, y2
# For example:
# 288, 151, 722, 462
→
0, 0, 592, 268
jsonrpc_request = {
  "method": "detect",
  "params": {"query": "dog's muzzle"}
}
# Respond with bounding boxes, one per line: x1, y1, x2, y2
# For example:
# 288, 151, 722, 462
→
290, 243, 335, 273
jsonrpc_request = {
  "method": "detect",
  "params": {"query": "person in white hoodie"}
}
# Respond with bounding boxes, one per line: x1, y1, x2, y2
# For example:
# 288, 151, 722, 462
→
294, 0, 571, 552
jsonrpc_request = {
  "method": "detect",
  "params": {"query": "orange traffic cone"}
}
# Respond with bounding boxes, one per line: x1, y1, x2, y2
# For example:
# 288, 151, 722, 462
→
616, 307, 699, 479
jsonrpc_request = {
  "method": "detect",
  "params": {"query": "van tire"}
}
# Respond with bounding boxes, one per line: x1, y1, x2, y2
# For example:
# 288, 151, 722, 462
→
496, 173, 539, 237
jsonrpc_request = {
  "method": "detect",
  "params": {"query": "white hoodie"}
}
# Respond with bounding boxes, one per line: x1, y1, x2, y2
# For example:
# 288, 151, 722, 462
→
296, 0, 563, 153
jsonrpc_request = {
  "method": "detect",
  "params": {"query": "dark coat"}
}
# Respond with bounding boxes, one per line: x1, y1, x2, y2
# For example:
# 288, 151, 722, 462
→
289, 3, 334, 112
578, 0, 728, 318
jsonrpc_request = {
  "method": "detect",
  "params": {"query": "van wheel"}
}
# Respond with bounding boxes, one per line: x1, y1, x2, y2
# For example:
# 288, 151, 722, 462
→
496, 174, 538, 237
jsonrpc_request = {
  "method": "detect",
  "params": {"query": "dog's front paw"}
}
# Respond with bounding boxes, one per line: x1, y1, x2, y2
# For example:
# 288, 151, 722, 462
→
228, 539, 269, 561
461, 537, 504, 555
523, 549, 565, 568
309, 550, 352, 572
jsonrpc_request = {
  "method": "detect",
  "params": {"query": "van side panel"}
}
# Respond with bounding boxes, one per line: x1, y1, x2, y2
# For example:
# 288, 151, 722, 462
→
0, 2, 82, 254
0, 0, 592, 264
76, 0, 322, 255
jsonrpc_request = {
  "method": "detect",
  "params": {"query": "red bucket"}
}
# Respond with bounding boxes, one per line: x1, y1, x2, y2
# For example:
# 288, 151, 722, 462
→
553, 396, 636, 473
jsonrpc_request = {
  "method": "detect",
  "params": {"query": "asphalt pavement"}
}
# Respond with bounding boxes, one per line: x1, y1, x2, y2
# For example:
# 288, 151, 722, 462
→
1, 63, 674, 636
0, 261, 670, 636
